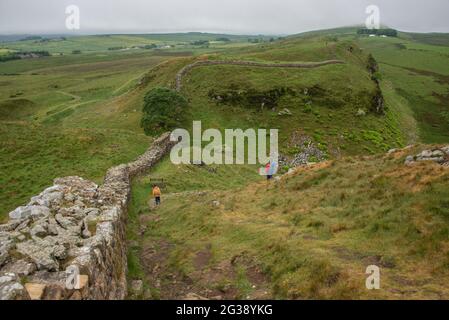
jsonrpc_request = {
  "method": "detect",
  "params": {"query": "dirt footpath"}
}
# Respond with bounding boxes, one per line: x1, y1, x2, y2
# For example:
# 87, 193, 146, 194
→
133, 206, 271, 300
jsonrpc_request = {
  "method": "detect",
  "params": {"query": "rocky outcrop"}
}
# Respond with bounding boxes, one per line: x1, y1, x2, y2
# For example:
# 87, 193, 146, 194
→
175, 59, 345, 91
0, 133, 175, 300
404, 146, 449, 166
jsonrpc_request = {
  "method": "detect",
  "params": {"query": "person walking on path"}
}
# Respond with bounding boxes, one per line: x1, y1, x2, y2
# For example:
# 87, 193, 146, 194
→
265, 162, 273, 181
263, 158, 278, 188
152, 185, 161, 206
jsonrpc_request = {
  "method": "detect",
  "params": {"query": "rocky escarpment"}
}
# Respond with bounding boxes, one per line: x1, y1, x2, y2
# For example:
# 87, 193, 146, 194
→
0, 133, 175, 300
366, 54, 385, 115
175, 59, 345, 91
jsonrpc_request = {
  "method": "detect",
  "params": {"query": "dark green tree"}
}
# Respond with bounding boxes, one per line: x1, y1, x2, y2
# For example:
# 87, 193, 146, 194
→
140, 87, 188, 135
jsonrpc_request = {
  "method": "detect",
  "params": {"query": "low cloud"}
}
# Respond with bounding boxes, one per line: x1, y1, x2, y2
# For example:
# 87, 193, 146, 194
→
1, 0, 448, 35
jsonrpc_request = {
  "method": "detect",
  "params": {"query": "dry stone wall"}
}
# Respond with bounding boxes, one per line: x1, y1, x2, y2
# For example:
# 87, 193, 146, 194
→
0, 132, 175, 300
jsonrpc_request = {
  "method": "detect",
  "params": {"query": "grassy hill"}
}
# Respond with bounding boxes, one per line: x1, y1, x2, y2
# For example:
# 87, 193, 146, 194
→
122, 28, 449, 299
357, 36, 449, 143
287, 27, 449, 144
128, 145, 449, 299
139, 34, 412, 158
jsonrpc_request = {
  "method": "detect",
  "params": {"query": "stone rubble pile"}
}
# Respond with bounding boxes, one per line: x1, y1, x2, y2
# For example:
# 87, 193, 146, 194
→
404, 146, 449, 166
0, 133, 174, 300
278, 108, 293, 116
280, 135, 326, 168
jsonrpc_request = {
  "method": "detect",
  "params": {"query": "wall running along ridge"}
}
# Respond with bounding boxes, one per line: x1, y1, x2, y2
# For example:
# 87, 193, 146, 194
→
175, 59, 345, 91
0, 133, 175, 300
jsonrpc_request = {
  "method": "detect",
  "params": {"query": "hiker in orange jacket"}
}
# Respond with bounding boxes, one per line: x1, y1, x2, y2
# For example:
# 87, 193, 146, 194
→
152, 185, 161, 206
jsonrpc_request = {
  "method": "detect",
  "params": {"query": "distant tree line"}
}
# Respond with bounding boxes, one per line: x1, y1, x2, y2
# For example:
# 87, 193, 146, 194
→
248, 37, 283, 44
108, 44, 158, 51
19, 36, 43, 41
142, 44, 157, 49
19, 36, 66, 43
215, 37, 231, 42
0, 54, 20, 62
108, 46, 127, 51
191, 40, 209, 46
0, 50, 50, 62
357, 28, 398, 37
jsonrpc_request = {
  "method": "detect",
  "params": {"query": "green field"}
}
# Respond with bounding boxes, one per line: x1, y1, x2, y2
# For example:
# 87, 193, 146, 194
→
0, 33, 269, 55
0, 49, 13, 56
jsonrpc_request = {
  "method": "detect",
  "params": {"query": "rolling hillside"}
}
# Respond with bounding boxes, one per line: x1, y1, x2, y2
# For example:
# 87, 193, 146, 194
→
1, 28, 449, 300
139, 34, 412, 157
122, 29, 449, 299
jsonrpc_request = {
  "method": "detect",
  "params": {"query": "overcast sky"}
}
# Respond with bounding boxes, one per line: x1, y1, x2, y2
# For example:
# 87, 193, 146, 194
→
1, 0, 449, 35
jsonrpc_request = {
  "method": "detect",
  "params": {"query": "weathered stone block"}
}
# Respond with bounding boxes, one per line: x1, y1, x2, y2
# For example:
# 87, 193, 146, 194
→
25, 283, 46, 300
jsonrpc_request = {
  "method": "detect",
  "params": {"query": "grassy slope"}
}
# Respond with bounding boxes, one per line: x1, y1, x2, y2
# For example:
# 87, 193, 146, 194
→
0, 123, 149, 221
0, 50, 170, 220
357, 36, 449, 143
130, 146, 449, 299
0, 41, 194, 220
128, 33, 424, 298
126, 31, 449, 299
402, 32, 449, 46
